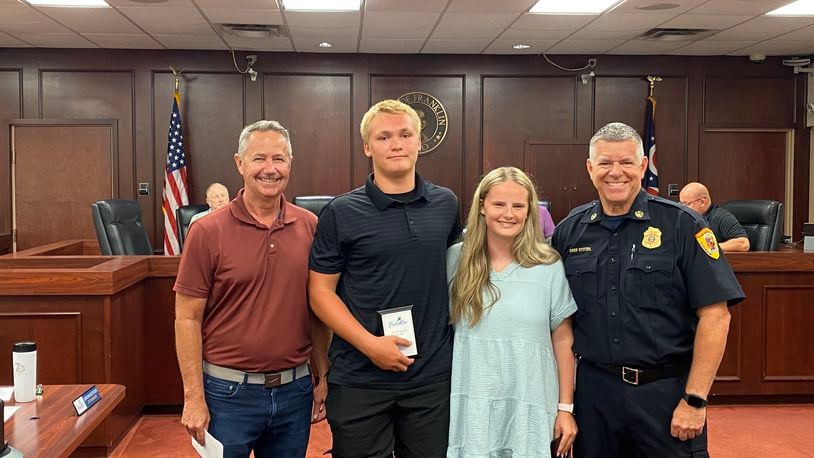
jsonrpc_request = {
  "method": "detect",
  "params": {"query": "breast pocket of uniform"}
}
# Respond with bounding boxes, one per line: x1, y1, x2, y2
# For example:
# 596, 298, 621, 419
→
624, 255, 675, 309
564, 256, 598, 312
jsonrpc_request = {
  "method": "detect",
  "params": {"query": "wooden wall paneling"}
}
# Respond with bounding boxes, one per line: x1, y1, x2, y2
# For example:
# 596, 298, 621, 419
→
370, 76, 465, 200
0, 311, 82, 384
525, 142, 593, 222
143, 277, 183, 405
763, 285, 814, 383
11, 122, 116, 250
705, 77, 795, 126
792, 74, 811, 240
482, 77, 577, 172
106, 285, 146, 446
699, 130, 788, 206
715, 304, 742, 383
264, 74, 354, 197
152, 72, 246, 249
39, 71, 134, 198
594, 76, 688, 197
0, 70, 22, 237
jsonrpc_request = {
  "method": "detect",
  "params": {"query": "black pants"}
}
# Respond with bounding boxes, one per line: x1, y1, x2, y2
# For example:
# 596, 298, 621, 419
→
326, 379, 450, 458
574, 361, 709, 458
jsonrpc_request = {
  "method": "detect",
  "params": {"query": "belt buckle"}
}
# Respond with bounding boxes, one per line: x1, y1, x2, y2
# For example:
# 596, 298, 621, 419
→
264, 373, 282, 388
622, 366, 640, 385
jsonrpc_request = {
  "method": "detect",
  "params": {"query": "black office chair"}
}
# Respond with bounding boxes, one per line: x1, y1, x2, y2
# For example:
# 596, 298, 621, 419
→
176, 204, 209, 251
293, 196, 334, 217
91, 199, 153, 255
718, 200, 784, 251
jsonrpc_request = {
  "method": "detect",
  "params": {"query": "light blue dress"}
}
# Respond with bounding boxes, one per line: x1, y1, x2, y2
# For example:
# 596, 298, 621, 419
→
446, 242, 578, 457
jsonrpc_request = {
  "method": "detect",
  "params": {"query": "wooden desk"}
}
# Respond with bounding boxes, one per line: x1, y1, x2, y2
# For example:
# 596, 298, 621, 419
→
4, 384, 125, 458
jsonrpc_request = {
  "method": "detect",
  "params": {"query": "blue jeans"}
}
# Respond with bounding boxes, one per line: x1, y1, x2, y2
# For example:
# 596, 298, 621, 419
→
204, 372, 313, 458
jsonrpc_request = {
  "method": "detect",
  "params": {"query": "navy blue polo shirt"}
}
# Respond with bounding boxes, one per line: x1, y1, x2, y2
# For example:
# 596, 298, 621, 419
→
705, 204, 748, 243
552, 190, 745, 367
309, 173, 461, 389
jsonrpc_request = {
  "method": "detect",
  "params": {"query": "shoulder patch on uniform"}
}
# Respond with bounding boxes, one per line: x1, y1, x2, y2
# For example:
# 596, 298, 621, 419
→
695, 228, 720, 260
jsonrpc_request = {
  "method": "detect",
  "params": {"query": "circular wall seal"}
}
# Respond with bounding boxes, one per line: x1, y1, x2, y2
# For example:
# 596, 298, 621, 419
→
398, 92, 448, 155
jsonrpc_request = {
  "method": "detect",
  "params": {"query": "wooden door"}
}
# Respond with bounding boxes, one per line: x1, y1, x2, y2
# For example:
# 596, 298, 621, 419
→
11, 121, 117, 250
526, 141, 593, 224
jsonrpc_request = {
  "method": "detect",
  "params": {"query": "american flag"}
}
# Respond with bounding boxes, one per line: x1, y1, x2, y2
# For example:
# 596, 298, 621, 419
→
162, 91, 189, 255
642, 95, 659, 196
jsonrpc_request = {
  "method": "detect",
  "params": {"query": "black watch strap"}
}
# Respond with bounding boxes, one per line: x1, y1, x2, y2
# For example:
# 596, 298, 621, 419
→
682, 393, 708, 408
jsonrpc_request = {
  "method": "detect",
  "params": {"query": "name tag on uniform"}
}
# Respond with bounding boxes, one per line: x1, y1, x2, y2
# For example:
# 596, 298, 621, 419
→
378, 305, 418, 357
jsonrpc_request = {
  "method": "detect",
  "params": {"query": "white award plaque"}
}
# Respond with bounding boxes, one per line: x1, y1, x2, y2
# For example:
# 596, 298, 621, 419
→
378, 305, 418, 357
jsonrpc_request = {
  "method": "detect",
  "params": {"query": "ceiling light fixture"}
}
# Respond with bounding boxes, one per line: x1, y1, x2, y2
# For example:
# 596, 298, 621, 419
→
283, 0, 360, 12
529, 0, 623, 15
766, 0, 814, 16
25, 0, 109, 6
513, 44, 531, 49
318, 42, 333, 48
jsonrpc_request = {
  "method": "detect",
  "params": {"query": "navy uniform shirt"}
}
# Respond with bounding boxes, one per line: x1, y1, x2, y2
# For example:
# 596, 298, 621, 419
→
310, 173, 461, 389
552, 190, 745, 367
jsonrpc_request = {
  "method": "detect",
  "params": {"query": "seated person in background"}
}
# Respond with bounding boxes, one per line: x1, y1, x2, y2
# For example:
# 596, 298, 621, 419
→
679, 182, 750, 252
539, 204, 555, 238
189, 182, 230, 225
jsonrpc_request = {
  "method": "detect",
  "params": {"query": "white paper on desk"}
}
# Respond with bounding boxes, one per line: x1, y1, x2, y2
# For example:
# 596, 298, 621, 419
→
191, 430, 223, 458
0, 387, 12, 402
4, 406, 20, 422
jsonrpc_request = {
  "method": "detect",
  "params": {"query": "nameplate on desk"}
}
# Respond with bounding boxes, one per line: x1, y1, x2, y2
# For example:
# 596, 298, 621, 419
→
72, 385, 101, 416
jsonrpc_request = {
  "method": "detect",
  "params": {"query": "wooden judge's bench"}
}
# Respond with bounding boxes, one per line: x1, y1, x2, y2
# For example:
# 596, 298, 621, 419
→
1, 240, 813, 453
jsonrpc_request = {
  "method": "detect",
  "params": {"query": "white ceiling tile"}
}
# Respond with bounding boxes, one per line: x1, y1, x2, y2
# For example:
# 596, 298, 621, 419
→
117, 7, 213, 35
709, 16, 814, 41
688, 0, 791, 16
284, 11, 359, 28
422, 38, 491, 53
606, 39, 686, 54
545, 39, 625, 54
660, 14, 752, 29
202, 8, 283, 25
289, 26, 357, 40
153, 34, 228, 49
0, 31, 30, 46
107, 0, 194, 7
502, 13, 594, 40
669, 40, 755, 55
292, 35, 357, 52
221, 34, 293, 51
34, 7, 142, 34
365, 0, 448, 13
84, 33, 163, 49
0, 5, 71, 34
570, 29, 645, 40
359, 38, 424, 53
362, 11, 439, 39
195, 0, 276, 9
14, 32, 97, 48
772, 24, 814, 41
732, 40, 814, 56
587, 13, 675, 31
446, 0, 535, 14
484, 39, 559, 54
432, 12, 516, 39
610, 0, 706, 15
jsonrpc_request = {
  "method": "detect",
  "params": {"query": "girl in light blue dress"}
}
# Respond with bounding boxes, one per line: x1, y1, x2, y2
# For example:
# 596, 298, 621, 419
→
447, 167, 577, 457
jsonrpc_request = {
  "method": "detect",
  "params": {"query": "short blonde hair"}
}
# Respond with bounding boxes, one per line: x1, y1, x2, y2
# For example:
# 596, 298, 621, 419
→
359, 99, 421, 143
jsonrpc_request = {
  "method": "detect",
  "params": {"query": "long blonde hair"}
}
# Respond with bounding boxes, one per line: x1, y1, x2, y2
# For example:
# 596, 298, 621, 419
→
450, 167, 560, 327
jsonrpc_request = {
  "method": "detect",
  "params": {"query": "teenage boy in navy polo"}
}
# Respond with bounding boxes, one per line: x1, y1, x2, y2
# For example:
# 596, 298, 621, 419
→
174, 120, 331, 458
309, 99, 461, 458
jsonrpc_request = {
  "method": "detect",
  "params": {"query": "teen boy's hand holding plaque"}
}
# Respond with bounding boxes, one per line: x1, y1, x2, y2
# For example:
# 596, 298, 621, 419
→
378, 305, 418, 357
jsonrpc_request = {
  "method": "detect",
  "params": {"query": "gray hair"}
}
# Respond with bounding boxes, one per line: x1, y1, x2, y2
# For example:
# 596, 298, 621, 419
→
237, 120, 292, 158
588, 122, 644, 161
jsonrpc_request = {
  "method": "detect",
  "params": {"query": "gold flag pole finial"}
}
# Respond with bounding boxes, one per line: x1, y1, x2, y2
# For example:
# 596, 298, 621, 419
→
646, 75, 662, 97
170, 66, 183, 94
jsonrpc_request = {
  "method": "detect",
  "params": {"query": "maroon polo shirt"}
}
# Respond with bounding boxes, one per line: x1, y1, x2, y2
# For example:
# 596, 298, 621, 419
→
174, 189, 317, 373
